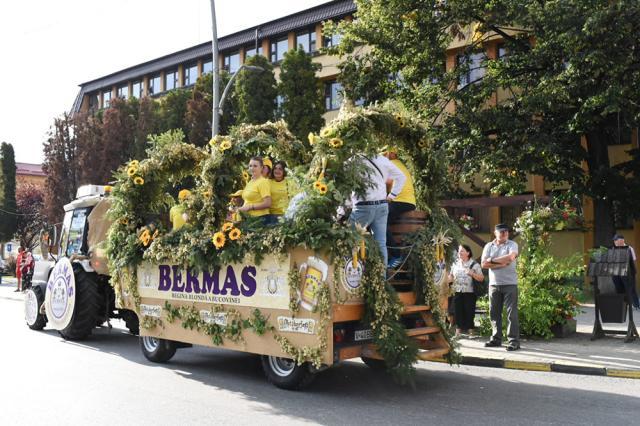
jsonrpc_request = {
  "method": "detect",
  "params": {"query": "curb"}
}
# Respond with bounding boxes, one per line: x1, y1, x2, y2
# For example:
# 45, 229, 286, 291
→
460, 355, 640, 379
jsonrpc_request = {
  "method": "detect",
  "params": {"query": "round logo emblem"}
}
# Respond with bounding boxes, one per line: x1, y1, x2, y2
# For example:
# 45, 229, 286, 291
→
44, 258, 76, 330
341, 257, 364, 293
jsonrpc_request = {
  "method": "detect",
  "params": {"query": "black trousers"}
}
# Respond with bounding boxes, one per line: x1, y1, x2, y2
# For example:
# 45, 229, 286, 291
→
386, 201, 416, 257
454, 292, 477, 331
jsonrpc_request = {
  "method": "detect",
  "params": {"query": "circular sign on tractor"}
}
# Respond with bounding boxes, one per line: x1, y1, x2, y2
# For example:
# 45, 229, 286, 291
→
44, 258, 76, 330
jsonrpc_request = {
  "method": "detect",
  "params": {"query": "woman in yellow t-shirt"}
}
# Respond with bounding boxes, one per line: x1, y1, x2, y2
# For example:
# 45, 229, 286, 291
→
237, 157, 272, 223
268, 160, 290, 224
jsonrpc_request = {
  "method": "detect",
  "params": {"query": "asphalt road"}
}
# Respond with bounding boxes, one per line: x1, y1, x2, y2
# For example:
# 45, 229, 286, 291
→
1, 285, 638, 426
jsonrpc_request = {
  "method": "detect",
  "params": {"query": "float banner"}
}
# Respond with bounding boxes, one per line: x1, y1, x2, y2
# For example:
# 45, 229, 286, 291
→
136, 256, 291, 310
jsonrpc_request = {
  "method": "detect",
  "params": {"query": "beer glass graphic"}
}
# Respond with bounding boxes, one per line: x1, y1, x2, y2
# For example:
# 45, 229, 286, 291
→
298, 256, 329, 311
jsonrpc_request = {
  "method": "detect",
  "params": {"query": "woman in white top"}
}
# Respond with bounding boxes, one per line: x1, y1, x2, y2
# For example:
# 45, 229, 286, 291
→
449, 244, 484, 335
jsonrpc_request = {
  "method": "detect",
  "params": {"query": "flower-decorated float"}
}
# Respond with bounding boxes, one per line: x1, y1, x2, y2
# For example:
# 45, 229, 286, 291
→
106, 102, 459, 389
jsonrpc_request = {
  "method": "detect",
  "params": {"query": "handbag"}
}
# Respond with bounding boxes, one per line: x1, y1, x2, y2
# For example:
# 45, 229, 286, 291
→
470, 261, 487, 297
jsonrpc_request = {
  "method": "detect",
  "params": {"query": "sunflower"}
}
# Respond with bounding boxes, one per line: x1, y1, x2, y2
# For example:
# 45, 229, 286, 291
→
212, 231, 226, 249
318, 184, 328, 195
308, 132, 316, 145
394, 114, 403, 124
134, 176, 144, 185
320, 127, 333, 138
313, 181, 323, 190
329, 137, 344, 148
127, 166, 137, 177
228, 228, 241, 241
202, 189, 212, 199
139, 229, 151, 246
418, 139, 428, 148
242, 171, 250, 181
208, 137, 217, 147
222, 222, 234, 232
178, 189, 191, 201
129, 160, 139, 167
119, 218, 129, 225
219, 139, 232, 151
152, 229, 159, 240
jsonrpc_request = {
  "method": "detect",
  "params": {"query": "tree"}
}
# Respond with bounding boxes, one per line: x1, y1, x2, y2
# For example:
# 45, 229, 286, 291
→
42, 114, 80, 224
279, 48, 325, 143
158, 88, 192, 136
0, 142, 17, 241
335, 0, 640, 246
236, 55, 278, 124
15, 184, 46, 250
185, 71, 238, 145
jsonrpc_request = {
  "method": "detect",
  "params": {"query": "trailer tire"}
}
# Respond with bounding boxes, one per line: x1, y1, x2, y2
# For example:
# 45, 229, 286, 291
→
261, 356, 316, 390
140, 336, 176, 363
25, 286, 47, 330
58, 266, 101, 340
121, 310, 140, 335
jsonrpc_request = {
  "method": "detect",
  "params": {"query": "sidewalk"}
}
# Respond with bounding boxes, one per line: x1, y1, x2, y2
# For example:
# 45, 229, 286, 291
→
456, 304, 640, 379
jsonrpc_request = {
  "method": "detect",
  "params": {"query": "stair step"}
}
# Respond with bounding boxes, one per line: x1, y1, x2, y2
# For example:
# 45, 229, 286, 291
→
417, 347, 450, 361
402, 305, 431, 314
406, 326, 441, 337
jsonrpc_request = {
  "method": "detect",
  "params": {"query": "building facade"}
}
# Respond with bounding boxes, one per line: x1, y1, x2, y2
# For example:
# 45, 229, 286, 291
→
16, 162, 45, 188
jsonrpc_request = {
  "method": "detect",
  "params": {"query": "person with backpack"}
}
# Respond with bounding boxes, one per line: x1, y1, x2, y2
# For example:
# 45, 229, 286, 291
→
611, 234, 639, 310
449, 244, 484, 335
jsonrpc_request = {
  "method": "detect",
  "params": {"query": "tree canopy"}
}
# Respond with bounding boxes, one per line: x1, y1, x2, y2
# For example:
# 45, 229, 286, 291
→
235, 54, 278, 124
0, 142, 17, 241
334, 0, 640, 246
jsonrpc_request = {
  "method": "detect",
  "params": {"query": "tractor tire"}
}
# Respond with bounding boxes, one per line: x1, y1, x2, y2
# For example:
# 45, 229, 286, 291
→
140, 336, 177, 363
58, 265, 101, 341
121, 310, 140, 335
260, 355, 316, 390
25, 286, 47, 330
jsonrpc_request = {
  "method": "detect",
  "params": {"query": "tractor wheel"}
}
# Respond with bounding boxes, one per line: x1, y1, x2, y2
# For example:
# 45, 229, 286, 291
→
121, 310, 140, 335
140, 336, 177, 363
58, 265, 101, 340
25, 286, 47, 330
260, 355, 316, 390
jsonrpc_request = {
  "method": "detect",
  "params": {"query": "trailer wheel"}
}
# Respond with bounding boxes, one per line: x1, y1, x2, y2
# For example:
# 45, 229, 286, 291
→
140, 336, 176, 363
25, 286, 47, 330
261, 356, 316, 390
58, 266, 101, 340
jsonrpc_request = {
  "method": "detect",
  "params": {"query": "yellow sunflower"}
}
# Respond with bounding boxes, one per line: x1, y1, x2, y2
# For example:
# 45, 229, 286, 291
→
320, 128, 333, 138
139, 229, 151, 246
127, 166, 137, 177
418, 139, 428, 148
313, 181, 323, 190
134, 176, 144, 185
202, 189, 212, 199
308, 132, 316, 145
119, 218, 129, 225
229, 228, 241, 241
178, 189, 191, 201
329, 137, 344, 148
242, 171, 250, 181
212, 231, 226, 249
219, 139, 232, 151
222, 222, 234, 232
208, 137, 217, 147
318, 184, 328, 195
129, 160, 139, 167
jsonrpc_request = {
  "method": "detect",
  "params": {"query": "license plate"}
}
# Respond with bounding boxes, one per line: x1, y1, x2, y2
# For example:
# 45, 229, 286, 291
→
354, 329, 373, 341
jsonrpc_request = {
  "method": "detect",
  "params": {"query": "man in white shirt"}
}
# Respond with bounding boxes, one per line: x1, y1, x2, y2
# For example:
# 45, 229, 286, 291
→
349, 154, 406, 267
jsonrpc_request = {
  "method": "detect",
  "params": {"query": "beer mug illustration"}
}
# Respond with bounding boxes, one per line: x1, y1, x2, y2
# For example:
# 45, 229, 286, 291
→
298, 256, 329, 311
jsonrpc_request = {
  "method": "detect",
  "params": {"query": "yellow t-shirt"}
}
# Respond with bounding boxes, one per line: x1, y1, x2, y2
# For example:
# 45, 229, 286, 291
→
242, 177, 271, 217
391, 159, 416, 205
269, 178, 289, 215
169, 204, 186, 230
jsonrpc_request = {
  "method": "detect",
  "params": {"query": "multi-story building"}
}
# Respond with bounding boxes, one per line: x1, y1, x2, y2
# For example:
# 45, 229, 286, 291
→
16, 162, 45, 188
70, 0, 638, 285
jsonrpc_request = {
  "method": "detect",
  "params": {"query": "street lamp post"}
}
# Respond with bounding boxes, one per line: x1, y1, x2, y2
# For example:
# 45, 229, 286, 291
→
210, 0, 220, 137
218, 64, 264, 115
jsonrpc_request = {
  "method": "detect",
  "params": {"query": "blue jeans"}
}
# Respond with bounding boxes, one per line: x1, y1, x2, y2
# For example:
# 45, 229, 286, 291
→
348, 203, 389, 266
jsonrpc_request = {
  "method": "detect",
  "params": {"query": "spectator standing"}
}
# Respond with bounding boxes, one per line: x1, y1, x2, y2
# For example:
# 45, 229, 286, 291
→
449, 244, 484, 335
15, 246, 25, 292
481, 223, 520, 351
349, 154, 405, 267
611, 234, 639, 310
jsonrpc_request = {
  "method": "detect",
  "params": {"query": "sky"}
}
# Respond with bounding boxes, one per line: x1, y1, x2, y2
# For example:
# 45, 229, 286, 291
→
0, 0, 330, 165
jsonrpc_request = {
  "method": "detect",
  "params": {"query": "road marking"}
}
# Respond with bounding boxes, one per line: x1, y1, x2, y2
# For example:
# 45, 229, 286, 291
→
504, 360, 551, 372
606, 369, 640, 379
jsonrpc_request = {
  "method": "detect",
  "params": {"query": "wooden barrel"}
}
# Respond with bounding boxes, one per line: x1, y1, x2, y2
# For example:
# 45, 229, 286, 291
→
388, 210, 427, 245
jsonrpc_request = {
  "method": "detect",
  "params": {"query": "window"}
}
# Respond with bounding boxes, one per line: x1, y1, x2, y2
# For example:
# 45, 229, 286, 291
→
149, 74, 161, 95
202, 60, 213, 75
245, 45, 263, 59
296, 30, 317, 53
324, 80, 343, 111
102, 90, 111, 108
498, 45, 508, 60
117, 84, 129, 99
131, 81, 142, 98
165, 69, 178, 91
183, 63, 198, 86
65, 207, 91, 257
88, 93, 99, 111
457, 53, 486, 87
323, 32, 341, 48
270, 37, 289, 63
223, 52, 240, 73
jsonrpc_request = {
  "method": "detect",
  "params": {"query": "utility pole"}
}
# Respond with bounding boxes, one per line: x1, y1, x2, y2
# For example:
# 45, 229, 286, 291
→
210, 0, 220, 137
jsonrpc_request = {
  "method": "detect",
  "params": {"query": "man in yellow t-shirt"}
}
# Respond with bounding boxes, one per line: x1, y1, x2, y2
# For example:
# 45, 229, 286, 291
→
384, 148, 416, 268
